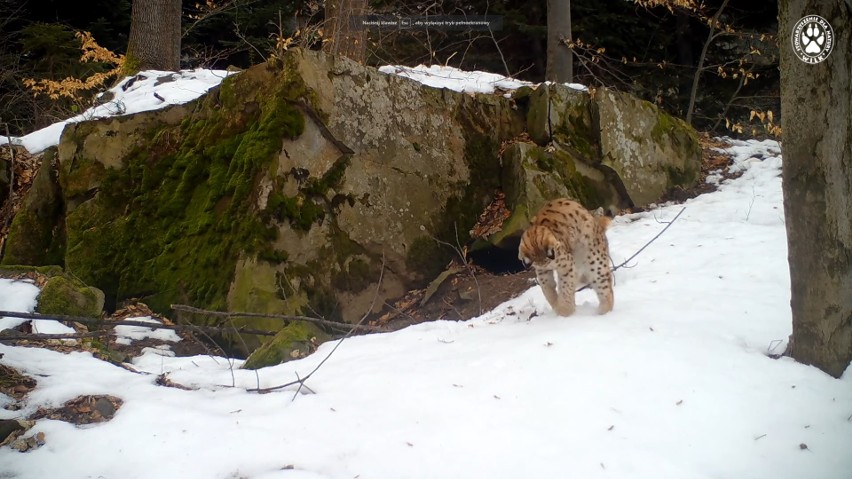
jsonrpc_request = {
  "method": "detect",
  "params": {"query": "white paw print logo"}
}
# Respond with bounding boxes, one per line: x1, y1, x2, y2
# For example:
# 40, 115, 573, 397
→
792, 15, 834, 64
801, 22, 825, 54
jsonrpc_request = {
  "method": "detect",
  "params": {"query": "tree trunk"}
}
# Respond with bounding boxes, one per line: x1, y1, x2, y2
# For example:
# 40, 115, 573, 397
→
546, 0, 572, 83
324, 0, 367, 63
780, 0, 852, 378
126, 0, 181, 73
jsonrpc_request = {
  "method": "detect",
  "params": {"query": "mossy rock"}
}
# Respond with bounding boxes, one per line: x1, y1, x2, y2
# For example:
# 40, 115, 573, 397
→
242, 321, 329, 370
492, 141, 619, 249
37, 274, 105, 318
3, 148, 65, 266
593, 87, 701, 206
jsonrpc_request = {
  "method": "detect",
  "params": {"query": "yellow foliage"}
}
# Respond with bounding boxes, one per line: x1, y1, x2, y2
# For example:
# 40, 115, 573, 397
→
24, 31, 124, 101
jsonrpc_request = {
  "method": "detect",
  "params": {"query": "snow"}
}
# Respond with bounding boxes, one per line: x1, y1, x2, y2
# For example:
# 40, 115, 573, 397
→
1, 69, 232, 154
1, 138, 850, 478
114, 316, 182, 345
379, 64, 537, 94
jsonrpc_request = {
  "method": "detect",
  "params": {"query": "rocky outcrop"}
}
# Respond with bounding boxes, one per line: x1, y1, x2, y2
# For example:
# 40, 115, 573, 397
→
2, 148, 64, 266
594, 88, 702, 206
6, 49, 703, 357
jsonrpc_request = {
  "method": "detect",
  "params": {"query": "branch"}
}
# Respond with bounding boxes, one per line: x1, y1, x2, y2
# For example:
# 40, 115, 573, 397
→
0, 331, 110, 340
613, 207, 686, 272
170, 304, 383, 333
0, 310, 277, 337
248, 252, 387, 396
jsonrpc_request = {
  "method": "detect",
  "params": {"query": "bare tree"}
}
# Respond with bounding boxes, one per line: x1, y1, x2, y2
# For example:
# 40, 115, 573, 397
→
780, 0, 851, 378
324, 0, 367, 63
126, 0, 182, 73
546, 0, 572, 82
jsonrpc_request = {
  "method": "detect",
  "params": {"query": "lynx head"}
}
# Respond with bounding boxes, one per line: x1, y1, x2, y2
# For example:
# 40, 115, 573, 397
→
518, 224, 560, 269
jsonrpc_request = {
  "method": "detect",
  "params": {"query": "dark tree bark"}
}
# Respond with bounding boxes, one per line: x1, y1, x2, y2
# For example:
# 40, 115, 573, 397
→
324, 0, 367, 63
126, 0, 181, 73
780, 0, 852, 378
546, 0, 572, 83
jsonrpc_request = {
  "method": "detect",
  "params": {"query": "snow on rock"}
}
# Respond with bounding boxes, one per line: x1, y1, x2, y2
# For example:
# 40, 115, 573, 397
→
0, 279, 40, 331
0, 139, 851, 478
2, 69, 233, 154
378, 64, 535, 94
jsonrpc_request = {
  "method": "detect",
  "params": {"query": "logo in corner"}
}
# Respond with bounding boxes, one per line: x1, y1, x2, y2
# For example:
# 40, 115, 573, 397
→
792, 15, 834, 64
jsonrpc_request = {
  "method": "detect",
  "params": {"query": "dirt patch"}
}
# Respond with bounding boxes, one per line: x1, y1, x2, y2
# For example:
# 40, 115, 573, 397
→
371, 262, 536, 331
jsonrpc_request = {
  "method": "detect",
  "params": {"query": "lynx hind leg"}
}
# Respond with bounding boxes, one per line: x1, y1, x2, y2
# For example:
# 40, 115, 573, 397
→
554, 263, 577, 317
535, 268, 559, 310
592, 270, 614, 314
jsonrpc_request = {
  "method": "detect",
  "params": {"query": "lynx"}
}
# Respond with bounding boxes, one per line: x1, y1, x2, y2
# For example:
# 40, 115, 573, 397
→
518, 198, 614, 316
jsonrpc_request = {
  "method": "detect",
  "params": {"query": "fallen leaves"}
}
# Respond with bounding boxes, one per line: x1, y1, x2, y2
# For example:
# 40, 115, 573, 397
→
32, 394, 123, 425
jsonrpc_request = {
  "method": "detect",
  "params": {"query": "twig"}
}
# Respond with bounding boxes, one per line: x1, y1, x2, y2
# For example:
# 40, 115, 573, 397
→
0, 310, 277, 336
613, 207, 686, 272
170, 304, 382, 332
249, 253, 386, 396
0, 331, 111, 340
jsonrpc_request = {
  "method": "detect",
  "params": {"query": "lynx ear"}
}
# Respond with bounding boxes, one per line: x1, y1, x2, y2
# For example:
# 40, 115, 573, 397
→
546, 248, 555, 260
520, 256, 531, 268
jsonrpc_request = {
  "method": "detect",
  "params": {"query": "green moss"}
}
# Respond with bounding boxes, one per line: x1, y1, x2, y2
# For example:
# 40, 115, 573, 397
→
62, 58, 312, 313
36, 274, 105, 318
651, 111, 676, 143
550, 149, 605, 208
242, 321, 329, 369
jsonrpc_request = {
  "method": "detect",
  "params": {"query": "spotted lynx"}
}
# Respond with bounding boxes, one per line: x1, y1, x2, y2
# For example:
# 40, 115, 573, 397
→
518, 198, 614, 316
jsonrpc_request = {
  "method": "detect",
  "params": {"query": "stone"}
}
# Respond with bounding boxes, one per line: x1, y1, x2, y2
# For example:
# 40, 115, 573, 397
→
242, 321, 329, 369
36, 274, 105, 318
2, 148, 64, 266
593, 88, 702, 206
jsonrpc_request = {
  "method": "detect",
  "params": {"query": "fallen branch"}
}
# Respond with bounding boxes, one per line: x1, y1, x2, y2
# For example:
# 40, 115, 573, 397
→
0, 331, 110, 340
0, 310, 277, 337
612, 207, 686, 272
170, 304, 383, 333
248, 253, 387, 396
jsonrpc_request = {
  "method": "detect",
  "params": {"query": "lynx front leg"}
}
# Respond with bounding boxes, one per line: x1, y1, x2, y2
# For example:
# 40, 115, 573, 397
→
554, 260, 577, 317
535, 268, 559, 310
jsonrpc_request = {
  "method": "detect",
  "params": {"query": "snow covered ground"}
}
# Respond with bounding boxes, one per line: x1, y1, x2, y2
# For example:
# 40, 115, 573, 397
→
1, 138, 851, 479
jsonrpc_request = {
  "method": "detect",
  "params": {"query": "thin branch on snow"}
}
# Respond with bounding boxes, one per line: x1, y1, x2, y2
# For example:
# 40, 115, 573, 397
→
170, 304, 383, 333
0, 310, 278, 338
613, 207, 686, 272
